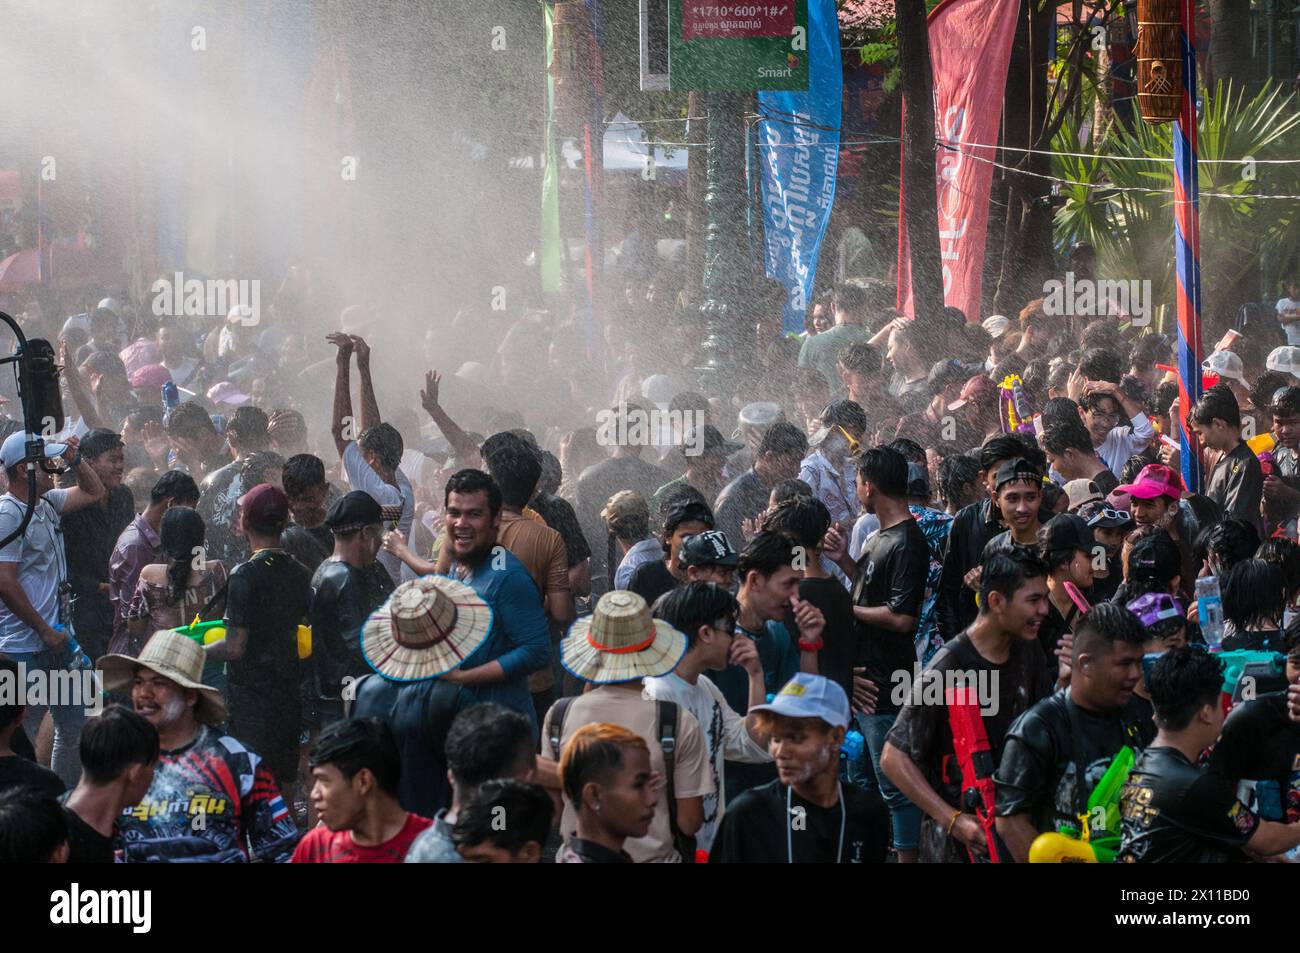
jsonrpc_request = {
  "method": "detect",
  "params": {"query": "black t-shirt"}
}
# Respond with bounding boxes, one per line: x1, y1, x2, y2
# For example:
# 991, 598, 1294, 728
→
223, 549, 313, 709
1118, 746, 1258, 863
1206, 440, 1263, 526
1220, 625, 1285, 653
531, 494, 591, 568
60, 802, 116, 863
800, 576, 855, 705
309, 558, 396, 698
852, 518, 929, 714
1208, 692, 1300, 824
1036, 600, 1080, 683
627, 560, 679, 608
886, 630, 1049, 862
0, 754, 65, 798
994, 691, 1148, 836
1127, 693, 1158, 748
709, 778, 889, 863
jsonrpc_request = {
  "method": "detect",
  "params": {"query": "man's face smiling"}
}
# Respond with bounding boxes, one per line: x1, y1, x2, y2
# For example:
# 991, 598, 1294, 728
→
1084, 396, 1121, 445
131, 669, 193, 730
997, 480, 1040, 534
445, 489, 499, 562
1000, 575, 1050, 641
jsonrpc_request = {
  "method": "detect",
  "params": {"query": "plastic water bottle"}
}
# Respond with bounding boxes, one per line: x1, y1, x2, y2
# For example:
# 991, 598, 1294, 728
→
1196, 576, 1225, 649
161, 380, 179, 424
841, 729, 865, 763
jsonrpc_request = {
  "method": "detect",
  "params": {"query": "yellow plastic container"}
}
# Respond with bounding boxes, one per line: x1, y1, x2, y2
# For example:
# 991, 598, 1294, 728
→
297, 625, 312, 660
1028, 832, 1099, 863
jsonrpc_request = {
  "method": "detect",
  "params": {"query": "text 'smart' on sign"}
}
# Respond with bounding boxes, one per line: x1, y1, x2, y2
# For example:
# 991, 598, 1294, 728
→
669, 1, 810, 91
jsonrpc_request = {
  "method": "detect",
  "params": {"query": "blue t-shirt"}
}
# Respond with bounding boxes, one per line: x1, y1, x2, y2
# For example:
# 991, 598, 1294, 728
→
709, 619, 799, 716
451, 547, 552, 728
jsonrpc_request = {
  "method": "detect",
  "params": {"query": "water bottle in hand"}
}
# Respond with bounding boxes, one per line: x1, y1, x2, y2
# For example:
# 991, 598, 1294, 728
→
1195, 576, 1225, 649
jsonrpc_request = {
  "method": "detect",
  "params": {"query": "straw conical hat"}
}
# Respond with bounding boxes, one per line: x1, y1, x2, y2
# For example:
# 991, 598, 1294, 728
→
361, 576, 493, 681
98, 630, 228, 725
561, 590, 687, 684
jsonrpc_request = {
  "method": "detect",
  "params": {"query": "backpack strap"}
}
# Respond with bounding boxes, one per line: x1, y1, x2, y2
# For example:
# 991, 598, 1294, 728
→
657, 700, 695, 862
548, 695, 574, 760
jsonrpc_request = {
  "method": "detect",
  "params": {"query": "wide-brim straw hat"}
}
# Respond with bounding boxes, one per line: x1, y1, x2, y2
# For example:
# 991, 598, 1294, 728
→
561, 590, 687, 685
361, 575, 493, 682
98, 630, 228, 725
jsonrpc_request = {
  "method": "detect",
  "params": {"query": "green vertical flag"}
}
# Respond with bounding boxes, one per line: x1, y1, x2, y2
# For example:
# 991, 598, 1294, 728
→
540, 2, 563, 295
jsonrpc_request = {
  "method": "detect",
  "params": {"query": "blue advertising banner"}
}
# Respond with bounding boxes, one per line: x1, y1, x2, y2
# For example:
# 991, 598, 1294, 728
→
756, 0, 840, 334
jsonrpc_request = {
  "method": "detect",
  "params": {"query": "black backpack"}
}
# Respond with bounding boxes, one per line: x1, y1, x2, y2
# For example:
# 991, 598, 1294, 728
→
548, 696, 696, 863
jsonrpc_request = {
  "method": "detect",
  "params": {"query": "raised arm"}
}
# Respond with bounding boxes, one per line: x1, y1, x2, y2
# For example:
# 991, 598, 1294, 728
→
420, 370, 481, 470
58, 435, 106, 513
58, 337, 104, 431
351, 335, 381, 434
327, 333, 354, 459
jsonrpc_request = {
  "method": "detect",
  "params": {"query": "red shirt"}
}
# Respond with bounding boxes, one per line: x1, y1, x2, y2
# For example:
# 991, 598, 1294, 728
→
291, 812, 432, 863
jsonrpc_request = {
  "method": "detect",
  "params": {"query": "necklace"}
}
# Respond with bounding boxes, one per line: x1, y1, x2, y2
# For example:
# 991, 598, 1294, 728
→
786, 782, 845, 864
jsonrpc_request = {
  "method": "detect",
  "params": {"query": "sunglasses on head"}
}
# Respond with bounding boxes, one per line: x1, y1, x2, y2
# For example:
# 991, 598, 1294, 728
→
1086, 507, 1130, 527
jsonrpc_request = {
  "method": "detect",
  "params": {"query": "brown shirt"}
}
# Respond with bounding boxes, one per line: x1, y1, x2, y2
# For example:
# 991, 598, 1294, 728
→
540, 684, 714, 863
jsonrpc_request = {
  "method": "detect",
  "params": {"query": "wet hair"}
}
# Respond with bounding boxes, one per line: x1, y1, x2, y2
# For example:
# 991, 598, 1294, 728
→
150, 469, 199, 506
836, 341, 879, 375
1148, 647, 1226, 731
1152, 379, 1180, 418
1187, 384, 1241, 429
225, 405, 270, 449
1257, 536, 1300, 600
657, 483, 707, 522
445, 703, 535, 795
450, 779, 552, 857
758, 421, 808, 459
537, 450, 562, 497
1040, 482, 1065, 513
762, 495, 831, 550
1205, 517, 1261, 573
444, 468, 503, 516
1080, 388, 1122, 417
81, 427, 124, 460
1047, 362, 1074, 394
1249, 371, 1291, 416
1222, 558, 1285, 631
1073, 602, 1147, 661
831, 283, 869, 315
0, 788, 67, 863
282, 453, 326, 500
480, 431, 528, 463
1129, 335, 1168, 372
939, 454, 980, 509
239, 450, 284, 490
771, 478, 813, 505
887, 438, 926, 466
737, 530, 800, 579
979, 434, 1029, 473
166, 401, 217, 441
1272, 385, 1300, 418
1078, 348, 1124, 385
358, 422, 404, 471
79, 705, 159, 785
310, 718, 402, 796
1042, 418, 1093, 457
124, 405, 165, 432
856, 445, 908, 498
485, 441, 542, 509
979, 551, 1049, 608
1119, 454, 1154, 486
161, 505, 207, 603
559, 723, 650, 807
652, 582, 740, 650
1040, 396, 1081, 429
1125, 529, 1182, 596
663, 500, 714, 538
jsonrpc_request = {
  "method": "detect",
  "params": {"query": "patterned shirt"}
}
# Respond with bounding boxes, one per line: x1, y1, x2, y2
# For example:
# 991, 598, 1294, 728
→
908, 504, 954, 665
118, 724, 299, 863
799, 450, 859, 525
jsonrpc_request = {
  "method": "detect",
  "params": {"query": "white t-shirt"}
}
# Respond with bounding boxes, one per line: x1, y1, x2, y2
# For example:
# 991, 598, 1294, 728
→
164, 356, 199, 388
0, 489, 71, 653
1277, 298, 1300, 346
343, 441, 414, 582
642, 671, 770, 853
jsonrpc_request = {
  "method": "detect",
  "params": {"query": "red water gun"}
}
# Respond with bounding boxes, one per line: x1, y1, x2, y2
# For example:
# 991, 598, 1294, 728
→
945, 684, 1000, 863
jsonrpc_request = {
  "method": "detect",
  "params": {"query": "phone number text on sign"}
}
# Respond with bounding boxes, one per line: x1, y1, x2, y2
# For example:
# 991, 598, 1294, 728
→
681, 3, 794, 40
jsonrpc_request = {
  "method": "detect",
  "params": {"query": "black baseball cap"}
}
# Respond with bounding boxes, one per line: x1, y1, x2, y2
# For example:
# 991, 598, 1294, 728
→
1039, 513, 1096, 555
325, 490, 383, 532
677, 530, 739, 568
994, 457, 1043, 491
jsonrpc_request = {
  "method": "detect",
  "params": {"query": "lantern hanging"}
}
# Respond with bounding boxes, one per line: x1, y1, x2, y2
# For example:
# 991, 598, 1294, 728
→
1134, 0, 1183, 124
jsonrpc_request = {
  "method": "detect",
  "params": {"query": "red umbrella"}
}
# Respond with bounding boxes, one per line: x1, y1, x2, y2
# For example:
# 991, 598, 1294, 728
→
0, 248, 41, 292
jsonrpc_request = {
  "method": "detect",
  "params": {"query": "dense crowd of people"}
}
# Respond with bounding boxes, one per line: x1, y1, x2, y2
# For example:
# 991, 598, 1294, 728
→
1, 245, 1299, 865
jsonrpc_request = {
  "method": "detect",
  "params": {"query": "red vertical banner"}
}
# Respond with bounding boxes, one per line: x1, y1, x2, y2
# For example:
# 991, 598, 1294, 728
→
897, 0, 1019, 321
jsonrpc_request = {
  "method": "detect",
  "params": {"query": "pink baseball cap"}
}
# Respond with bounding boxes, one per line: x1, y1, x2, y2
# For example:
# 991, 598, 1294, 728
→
129, 362, 172, 390
1116, 463, 1185, 501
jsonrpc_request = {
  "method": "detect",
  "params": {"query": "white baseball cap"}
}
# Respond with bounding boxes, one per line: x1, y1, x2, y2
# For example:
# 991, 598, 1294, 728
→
1266, 345, 1300, 380
0, 432, 69, 470
748, 673, 850, 730
982, 314, 1011, 338
1202, 350, 1245, 383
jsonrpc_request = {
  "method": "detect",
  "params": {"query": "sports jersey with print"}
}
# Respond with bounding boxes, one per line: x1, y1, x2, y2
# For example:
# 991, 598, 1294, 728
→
118, 725, 300, 862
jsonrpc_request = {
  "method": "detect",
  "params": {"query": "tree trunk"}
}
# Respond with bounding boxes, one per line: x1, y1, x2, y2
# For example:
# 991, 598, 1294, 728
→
1209, 0, 1254, 90
895, 0, 945, 323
